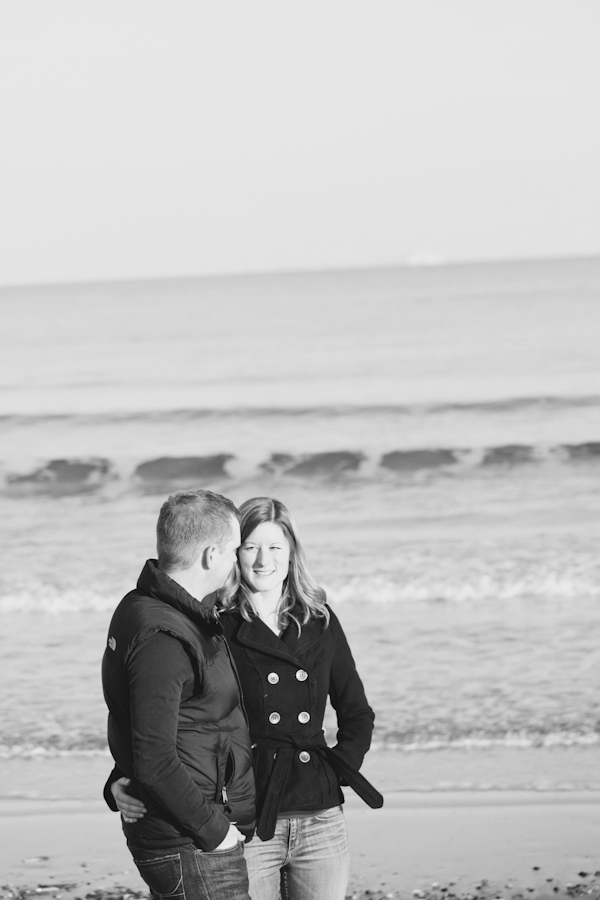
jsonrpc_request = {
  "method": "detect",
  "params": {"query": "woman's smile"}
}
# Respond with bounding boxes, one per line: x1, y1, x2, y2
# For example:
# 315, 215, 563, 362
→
238, 521, 291, 597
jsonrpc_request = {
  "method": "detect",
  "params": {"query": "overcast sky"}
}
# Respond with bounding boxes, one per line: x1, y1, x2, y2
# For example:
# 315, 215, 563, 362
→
0, 1, 599, 286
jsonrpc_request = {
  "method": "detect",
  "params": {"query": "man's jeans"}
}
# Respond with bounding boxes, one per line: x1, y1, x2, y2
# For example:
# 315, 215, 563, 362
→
128, 841, 250, 900
244, 805, 350, 900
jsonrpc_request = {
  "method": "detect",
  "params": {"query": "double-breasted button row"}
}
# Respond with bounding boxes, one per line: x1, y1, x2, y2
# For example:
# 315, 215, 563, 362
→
268, 710, 310, 725
266, 667, 310, 727
266, 670, 308, 683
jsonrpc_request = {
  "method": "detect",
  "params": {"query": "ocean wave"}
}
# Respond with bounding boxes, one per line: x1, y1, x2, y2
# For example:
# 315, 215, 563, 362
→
325, 570, 600, 605
2, 731, 599, 761
3, 439, 600, 494
135, 455, 233, 482
3, 563, 599, 613
481, 444, 535, 465
0, 744, 111, 760
2, 393, 600, 424
563, 441, 600, 459
373, 731, 600, 752
381, 449, 458, 471
260, 450, 365, 476
0, 586, 118, 613
5, 457, 114, 492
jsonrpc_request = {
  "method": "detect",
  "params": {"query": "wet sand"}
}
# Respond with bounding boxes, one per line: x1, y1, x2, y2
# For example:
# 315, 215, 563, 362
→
2, 790, 600, 900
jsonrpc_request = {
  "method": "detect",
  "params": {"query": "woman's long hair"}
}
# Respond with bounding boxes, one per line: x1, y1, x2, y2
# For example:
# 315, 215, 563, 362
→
219, 497, 330, 633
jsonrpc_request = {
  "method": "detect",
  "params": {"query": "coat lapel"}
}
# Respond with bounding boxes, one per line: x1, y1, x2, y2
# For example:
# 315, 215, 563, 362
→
281, 615, 324, 656
235, 612, 325, 663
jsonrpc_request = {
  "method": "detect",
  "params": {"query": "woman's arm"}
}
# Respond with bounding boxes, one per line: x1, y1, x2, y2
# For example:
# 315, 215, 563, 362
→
327, 608, 375, 771
103, 762, 147, 820
111, 776, 147, 822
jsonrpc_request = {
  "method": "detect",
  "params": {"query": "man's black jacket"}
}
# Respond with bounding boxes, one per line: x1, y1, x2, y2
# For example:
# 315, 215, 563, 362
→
101, 560, 255, 851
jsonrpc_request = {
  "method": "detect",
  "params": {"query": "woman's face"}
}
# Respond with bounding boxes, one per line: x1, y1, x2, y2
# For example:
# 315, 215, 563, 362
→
238, 521, 291, 596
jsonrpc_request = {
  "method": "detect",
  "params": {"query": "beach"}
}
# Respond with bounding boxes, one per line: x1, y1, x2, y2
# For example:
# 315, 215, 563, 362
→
3, 754, 600, 899
2, 260, 600, 896
3, 750, 600, 898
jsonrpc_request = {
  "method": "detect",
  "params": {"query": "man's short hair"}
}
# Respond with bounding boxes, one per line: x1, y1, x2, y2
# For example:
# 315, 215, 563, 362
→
156, 489, 238, 572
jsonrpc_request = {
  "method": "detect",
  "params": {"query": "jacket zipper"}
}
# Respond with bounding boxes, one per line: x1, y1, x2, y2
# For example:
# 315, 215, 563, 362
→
221, 636, 250, 725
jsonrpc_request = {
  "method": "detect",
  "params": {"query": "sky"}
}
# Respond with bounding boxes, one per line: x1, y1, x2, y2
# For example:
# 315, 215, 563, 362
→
0, 1, 599, 286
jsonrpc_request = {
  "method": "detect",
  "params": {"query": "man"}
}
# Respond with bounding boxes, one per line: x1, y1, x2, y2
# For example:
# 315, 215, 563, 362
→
102, 489, 255, 900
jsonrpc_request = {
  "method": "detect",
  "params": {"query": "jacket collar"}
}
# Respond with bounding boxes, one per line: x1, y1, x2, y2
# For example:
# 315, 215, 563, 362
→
137, 559, 222, 634
232, 609, 325, 663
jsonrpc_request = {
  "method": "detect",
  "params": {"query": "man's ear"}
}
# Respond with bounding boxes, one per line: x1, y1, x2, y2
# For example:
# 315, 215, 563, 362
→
202, 543, 219, 570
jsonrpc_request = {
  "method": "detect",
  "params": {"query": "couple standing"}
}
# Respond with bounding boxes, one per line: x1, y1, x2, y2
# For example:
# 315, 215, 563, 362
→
102, 489, 382, 900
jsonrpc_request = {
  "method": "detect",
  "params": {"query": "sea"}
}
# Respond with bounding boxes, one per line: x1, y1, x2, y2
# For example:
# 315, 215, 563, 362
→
1, 256, 600, 800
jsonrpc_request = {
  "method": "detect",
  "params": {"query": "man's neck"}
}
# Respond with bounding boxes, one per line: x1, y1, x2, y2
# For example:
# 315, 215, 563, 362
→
167, 567, 216, 609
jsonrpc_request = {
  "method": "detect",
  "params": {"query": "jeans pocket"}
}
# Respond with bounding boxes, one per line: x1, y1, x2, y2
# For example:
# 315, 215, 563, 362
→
134, 852, 185, 898
203, 840, 243, 855
313, 805, 343, 822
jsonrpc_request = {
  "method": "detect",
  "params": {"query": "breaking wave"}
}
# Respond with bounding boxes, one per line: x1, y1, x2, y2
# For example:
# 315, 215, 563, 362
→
2, 440, 600, 494
3, 559, 600, 613
2, 729, 599, 761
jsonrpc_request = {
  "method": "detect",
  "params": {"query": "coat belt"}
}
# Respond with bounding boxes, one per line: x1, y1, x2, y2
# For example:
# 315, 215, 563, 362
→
253, 733, 383, 841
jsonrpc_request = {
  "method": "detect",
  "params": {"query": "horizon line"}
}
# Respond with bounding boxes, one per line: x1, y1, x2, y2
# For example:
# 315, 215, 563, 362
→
1, 250, 599, 292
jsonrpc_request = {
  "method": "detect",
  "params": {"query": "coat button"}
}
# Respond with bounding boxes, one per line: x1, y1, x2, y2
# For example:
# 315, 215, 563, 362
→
267, 672, 279, 684
295, 669, 308, 681
299, 751, 311, 763
297, 711, 310, 724
269, 712, 281, 724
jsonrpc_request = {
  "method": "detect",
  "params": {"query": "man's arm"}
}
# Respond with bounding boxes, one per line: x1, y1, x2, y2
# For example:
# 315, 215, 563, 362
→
127, 631, 234, 851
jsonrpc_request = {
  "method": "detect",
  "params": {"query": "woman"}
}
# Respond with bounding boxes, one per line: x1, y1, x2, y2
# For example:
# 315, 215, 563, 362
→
113, 497, 382, 900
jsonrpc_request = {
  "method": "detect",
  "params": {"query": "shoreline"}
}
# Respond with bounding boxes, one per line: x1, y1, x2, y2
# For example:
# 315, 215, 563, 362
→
3, 791, 600, 899
4, 745, 600, 798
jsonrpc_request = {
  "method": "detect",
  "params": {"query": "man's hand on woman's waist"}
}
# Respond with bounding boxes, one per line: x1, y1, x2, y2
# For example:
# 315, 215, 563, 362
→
111, 777, 246, 848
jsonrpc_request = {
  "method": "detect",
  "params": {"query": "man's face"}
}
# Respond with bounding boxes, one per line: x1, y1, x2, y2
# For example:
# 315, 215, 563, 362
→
212, 517, 241, 590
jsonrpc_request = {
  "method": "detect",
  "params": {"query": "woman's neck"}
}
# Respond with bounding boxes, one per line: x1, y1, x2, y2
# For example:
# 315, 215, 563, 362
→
252, 589, 283, 636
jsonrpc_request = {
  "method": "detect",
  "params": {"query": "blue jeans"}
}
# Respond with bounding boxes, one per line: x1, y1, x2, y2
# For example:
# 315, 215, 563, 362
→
128, 842, 251, 900
244, 806, 350, 900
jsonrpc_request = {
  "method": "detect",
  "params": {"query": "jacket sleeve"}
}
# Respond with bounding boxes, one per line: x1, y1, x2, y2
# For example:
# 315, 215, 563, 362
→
126, 631, 231, 851
327, 608, 375, 772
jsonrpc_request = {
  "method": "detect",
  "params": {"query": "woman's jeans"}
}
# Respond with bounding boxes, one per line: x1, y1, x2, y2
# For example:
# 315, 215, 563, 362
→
244, 806, 350, 900
128, 841, 251, 900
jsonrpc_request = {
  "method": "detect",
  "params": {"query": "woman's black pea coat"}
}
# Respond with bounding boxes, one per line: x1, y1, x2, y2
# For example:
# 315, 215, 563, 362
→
220, 605, 376, 825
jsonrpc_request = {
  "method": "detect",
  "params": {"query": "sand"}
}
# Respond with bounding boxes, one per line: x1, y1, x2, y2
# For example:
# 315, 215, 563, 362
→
2, 790, 600, 900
